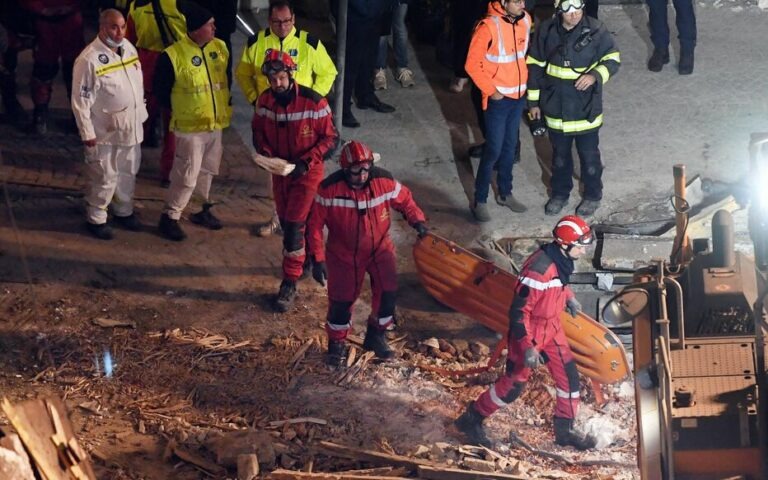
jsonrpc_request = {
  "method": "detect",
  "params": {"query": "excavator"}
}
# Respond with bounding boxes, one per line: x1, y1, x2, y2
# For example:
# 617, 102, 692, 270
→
413, 133, 768, 479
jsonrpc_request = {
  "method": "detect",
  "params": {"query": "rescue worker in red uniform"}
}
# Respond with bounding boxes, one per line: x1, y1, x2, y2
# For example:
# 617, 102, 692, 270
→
21, 0, 85, 134
307, 141, 428, 366
251, 50, 338, 313
455, 215, 597, 450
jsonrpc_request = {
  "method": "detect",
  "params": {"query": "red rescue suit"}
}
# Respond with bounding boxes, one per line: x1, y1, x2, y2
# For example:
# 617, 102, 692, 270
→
308, 168, 426, 341
21, 0, 84, 105
252, 81, 338, 281
475, 246, 581, 420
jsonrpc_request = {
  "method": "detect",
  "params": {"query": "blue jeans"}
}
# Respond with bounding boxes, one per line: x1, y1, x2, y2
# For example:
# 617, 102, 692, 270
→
549, 129, 603, 201
376, 2, 409, 69
647, 0, 696, 51
474, 96, 525, 204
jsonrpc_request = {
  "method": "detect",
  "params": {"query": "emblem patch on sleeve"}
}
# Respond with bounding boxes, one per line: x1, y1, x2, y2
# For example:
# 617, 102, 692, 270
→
98, 54, 109, 64
191, 56, 202, 66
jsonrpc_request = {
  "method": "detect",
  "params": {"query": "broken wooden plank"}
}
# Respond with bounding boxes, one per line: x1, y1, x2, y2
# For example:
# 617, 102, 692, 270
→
166, 439, 226, 476
268, 470, 409, 479
314, 441, 433, 471
269, 417, 328, 428
417, 465, 529, 480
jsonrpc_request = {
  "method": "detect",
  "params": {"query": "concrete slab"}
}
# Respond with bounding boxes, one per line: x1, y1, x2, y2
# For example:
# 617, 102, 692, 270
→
600, 234, 675, 270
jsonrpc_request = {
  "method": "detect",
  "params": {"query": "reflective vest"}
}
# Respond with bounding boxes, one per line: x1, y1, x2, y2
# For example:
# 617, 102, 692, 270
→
129, 0, 187, 52
235, 26, 338, 104
166, 36, 231, 132
465, 2, 531, 109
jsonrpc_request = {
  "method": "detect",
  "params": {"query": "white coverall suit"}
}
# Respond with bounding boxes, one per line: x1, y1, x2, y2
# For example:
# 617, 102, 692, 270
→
71, 36, 147, 225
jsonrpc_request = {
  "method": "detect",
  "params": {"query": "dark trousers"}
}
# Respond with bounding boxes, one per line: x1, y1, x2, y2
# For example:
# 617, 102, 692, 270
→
549, 129, 603, 201
343, 19, 380, 113
474, 96, 525, 203
647, 0, 697, 51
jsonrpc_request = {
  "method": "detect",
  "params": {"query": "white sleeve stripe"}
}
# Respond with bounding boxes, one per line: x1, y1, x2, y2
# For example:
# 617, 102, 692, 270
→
519, 276, 563, 291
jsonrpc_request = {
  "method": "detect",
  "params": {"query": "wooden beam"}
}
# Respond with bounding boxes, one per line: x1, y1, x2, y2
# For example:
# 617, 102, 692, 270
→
314, 441, 434, 471
417, 465, 530, 480
268, 470, 409, 479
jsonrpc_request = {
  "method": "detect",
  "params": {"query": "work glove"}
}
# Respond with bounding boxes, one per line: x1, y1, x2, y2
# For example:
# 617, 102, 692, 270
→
289, 161, 308, 179
312, 259, 327, 286
413, 222, 428, 238
523, 347, 544, 369
565, 297, 582, 317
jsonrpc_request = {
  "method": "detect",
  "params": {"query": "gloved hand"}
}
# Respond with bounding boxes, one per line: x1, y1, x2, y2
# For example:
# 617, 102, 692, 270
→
413, 222, 428, 238
565, 297, 582, 317
289, 161, 308, 179
523, 347, 544, 369
312, 259, 327, 286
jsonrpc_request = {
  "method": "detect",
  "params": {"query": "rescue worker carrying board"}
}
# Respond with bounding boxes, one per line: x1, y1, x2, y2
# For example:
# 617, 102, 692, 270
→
307, 141, 428, 367
455, 215, 598, 450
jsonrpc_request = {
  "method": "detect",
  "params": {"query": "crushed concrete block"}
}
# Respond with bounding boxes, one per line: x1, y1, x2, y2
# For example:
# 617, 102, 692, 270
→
599, 234, 675, 270
0, 434, 35, 480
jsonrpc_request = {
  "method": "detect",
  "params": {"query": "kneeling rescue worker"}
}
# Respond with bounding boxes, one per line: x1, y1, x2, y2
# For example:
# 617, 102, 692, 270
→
455, 215, 597, 450
307, 141, 428, 366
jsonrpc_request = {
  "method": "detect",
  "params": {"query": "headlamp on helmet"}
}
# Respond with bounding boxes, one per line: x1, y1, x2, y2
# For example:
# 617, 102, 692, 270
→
261, 50, 297, 77
553, 215, 593, 248
556, 0, 585, 13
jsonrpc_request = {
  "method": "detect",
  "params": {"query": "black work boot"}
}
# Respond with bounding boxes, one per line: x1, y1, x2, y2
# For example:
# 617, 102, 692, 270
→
273, 279, 297, 313
113, 213, 141, 231
454, 402, 492, 448
158, 213, 187, 241
545, 197, 568, 216
190, 203, 222, 230
362, 324, 394, 360
678, 49, 694, 75
326, 340, 348, 367
576, 199, 600, 217
647, 47, 670, 72
553, 417, 597, 450
32, 105, 48, 135
86, 222, 114, 240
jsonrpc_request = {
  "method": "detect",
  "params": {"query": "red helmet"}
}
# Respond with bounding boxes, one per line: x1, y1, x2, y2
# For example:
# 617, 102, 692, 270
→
553, 215, 593, 247
261, 49, 297, 76
339, 141, 374, 169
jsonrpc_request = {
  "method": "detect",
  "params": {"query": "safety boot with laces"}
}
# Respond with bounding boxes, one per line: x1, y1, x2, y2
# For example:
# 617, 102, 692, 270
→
373, 68, 387, 90
553, 418, 597, 450
190, 203, 222, 230
273, 279, 297, 313
255, 213, 282, 237
362, 324, 394, 360
396, 68, 415, 88
326, 340, 348, 367
454, 402, 492, 448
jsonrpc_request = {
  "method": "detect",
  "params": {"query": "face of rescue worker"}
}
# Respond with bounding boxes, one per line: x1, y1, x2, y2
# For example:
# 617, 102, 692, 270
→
345, 162, 372, 189
561, 9, 583, 30
269, 70, 291, 93
99, 12, 126, 47
566, 244, 587, 260
501, 0, 525, 18
190, 18, 216, 45
270, 6, 295, 39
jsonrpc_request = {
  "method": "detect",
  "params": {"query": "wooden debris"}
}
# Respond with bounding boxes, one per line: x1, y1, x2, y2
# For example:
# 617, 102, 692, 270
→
268, 470, 410, 479
237, 453, 260, 480
269, 417, 328, 428
417, 465, 529, 480
509, 432, 634, 468
167, 440, 226, 476
461, 457, 496, 472
314, 441, 433, 471
91, 317, 136, 329
290, 338, 315, 369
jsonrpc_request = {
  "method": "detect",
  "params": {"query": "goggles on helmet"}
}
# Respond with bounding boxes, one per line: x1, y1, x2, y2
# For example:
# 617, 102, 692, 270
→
557, 0, 585, 12
347, 162, 372, 176
261, 59, 295, 77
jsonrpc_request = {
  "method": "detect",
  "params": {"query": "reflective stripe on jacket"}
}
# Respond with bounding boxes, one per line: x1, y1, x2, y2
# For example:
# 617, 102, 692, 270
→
128, 0, 186, 52
526, 15, 620, 134
465, 1, 531, 110
235, 26, 338, 104
514, 248, 574, 351
166, 36, 231, 132
308, 168, 426, 264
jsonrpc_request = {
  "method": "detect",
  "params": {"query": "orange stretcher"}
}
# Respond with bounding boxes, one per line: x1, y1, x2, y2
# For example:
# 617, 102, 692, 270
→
413, 233, 629, 401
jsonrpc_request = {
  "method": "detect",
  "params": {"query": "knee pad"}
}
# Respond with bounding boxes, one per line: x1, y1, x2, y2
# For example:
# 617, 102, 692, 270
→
378, 290, 396, 318
32, 63, 59, 82
282, 221, 305, 253
565, 360, 580, 392
328, 300, 353, 326
500, 381, 526, 403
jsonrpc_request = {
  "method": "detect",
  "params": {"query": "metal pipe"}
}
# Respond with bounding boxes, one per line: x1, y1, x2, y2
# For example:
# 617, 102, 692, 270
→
657, 335, 676, 480
712, 209, 735, 268
664, 276, 685, 350
672, 164, 690, 265
333, 0, 348, 134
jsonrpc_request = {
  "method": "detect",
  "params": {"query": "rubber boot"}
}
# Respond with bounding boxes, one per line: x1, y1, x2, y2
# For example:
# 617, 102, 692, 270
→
553, 417, 597, 450
273, 279, 297, 313
647, 47, 670, 72
454, 402, 492, 448
326, 340, 348, 367
362, 324, 394, 360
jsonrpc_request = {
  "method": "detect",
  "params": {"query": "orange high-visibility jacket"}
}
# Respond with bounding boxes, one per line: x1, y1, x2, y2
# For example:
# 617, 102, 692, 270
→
465, 1, 531, 110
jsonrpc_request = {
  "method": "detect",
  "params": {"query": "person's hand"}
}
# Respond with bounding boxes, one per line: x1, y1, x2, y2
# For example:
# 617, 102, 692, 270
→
312, 260, 327, 286
565, 297, 582, 317
529, 106, 541, 120
413, 222, 428, 238
574, 73, 597, 91
83, 138, 97, 147
523, 347, 544, 369
490, 90, 504, 100
289, 161, 308, 179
